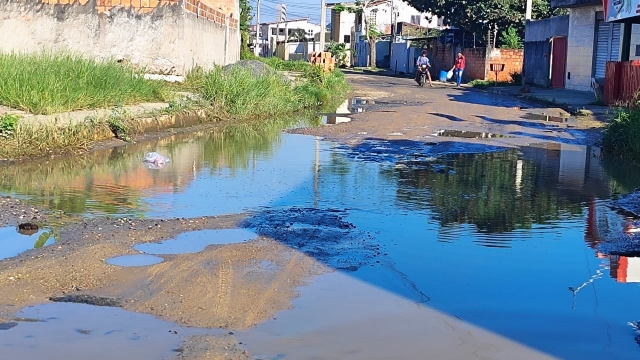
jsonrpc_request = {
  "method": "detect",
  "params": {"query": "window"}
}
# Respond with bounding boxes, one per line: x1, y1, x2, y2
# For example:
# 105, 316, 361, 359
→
308, 30, 314, 37
271, 28, 277, 35
410, 15, 421, 25
344, 35, 351, 43
368, 9, 378, 25
279, 28, 285, 35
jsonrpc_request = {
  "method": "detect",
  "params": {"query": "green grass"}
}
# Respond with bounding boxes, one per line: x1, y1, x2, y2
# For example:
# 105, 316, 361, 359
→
602, 108, 640, 162
0, 52, 169, 115
259, 57, 314, 72
186, 61, 350, 119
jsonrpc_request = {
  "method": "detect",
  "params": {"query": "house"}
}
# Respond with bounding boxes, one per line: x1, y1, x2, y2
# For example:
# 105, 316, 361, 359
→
549, 0, 640, 93
328, 0, 442, 67
0, 0, 241, 75
258, 18, 322, 57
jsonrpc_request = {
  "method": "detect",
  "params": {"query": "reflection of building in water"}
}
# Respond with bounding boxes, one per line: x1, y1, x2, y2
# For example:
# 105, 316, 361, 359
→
324, 98, 352, 125
585, 197, 640, 283
610, 256, 640, 283
520, 144, 609, 201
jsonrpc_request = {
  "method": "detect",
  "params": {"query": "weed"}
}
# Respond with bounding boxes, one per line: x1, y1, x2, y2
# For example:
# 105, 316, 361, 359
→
602, 108, 640, 161
0, 51, 168, 115
0, 113, 19, 138
107, 105, 132, 142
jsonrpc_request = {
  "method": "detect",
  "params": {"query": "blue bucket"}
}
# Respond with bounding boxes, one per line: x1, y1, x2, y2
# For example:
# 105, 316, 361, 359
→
439, 70, 448, 82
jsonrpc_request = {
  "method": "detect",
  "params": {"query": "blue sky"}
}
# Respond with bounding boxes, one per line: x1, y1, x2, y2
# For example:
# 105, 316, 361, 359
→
250, 0, 328, 24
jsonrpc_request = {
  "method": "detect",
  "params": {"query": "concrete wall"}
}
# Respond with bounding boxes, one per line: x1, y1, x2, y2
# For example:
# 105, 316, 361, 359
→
0, 0, 239, 75
524, 16, 569, 42
565, 6, 600, 91
523, 16, 568, 87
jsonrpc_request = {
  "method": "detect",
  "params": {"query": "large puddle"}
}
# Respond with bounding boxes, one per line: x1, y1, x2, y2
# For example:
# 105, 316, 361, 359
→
2, 118, 640, 358
0, 302, 219, 359
134, 229, 257, 255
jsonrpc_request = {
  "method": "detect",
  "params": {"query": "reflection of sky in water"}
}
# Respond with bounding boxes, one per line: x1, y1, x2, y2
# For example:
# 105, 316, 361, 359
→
0, 227, 55, 261
143, 135, 320, 218
2, 131, 640, 358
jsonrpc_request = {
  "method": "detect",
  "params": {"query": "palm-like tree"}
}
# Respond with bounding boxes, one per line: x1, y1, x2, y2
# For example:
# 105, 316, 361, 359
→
287, 28, 309, 42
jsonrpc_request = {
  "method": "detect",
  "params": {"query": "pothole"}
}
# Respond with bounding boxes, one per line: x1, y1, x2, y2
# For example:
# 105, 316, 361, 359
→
134, 229, 258, 255
106, 254, 165, 267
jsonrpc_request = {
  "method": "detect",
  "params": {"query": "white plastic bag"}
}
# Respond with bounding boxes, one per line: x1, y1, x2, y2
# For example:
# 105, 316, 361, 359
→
447, 70, 454, 80
143, 152, 171, 169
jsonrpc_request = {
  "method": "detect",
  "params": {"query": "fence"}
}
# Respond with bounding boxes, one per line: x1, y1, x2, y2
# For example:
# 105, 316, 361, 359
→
605, 61, 640, 104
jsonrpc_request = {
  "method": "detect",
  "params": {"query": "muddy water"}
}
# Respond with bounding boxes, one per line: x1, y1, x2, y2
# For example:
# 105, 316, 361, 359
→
2, 124, 640, 358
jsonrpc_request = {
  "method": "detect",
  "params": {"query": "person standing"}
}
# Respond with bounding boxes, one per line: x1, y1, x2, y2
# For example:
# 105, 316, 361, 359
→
450, 52, 466, 88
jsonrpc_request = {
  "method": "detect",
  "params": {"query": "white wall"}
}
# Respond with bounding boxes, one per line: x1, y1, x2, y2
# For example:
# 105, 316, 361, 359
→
367, 1, 437, 31
630, 24, 640, 60
565, 6, 600, 91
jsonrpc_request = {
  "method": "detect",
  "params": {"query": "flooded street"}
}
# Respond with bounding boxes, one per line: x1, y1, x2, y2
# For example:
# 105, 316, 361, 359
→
2, 75, 640, 359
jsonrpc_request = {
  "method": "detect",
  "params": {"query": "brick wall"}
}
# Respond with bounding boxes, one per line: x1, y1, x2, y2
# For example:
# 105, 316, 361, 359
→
486, 48, 523, 82
39, 0, 238, 28
429, 43, 519, 82
462, 48, 486, 80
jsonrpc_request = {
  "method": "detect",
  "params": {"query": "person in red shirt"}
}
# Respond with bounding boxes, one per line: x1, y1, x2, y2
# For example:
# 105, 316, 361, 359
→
450, 52, 466, 88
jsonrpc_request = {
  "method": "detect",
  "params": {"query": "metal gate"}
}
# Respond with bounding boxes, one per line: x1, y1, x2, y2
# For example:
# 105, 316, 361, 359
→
594, 14, 621, 82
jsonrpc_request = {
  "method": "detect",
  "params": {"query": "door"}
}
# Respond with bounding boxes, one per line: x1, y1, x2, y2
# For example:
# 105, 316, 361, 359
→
550, 36, 567, 88
593, 13, 622, 82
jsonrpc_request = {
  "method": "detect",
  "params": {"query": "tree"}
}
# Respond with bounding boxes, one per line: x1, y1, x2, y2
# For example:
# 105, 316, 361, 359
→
405, 0, 565, 47
333, 1, 382, 68
288, 29, 309, 42
239, 0, 254, 59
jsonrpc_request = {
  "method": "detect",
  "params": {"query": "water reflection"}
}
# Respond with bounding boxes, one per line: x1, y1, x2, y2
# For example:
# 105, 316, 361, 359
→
0, 117, 320, 217
2, 118, 640, 357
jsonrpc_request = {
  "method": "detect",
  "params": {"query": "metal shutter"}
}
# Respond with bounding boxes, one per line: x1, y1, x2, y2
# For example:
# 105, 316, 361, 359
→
594, 21, 622, 81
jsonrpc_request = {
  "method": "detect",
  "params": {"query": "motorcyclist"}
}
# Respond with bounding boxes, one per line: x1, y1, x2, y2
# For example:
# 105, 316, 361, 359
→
415, 50, 434, 87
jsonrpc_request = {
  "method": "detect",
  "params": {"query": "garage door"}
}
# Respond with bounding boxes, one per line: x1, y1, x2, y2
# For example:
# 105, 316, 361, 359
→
594, 18, 622, 81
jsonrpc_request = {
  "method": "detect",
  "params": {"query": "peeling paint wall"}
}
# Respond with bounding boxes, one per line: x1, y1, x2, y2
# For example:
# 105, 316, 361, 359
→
0, 0, 240, 74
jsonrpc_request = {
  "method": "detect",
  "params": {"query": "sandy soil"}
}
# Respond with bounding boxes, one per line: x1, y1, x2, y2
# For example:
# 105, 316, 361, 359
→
0, 73, 607, 359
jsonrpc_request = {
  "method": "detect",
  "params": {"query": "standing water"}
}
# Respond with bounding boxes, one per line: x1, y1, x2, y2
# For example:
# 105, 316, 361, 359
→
1, 120, 640, 359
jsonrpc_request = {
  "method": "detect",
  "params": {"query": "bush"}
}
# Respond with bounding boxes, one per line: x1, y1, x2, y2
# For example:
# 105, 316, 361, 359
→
602, 108, 640, 161
0, 51, 168, 115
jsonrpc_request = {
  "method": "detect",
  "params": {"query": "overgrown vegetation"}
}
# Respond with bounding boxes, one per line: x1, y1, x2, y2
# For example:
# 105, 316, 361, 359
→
186, 60, 349, 119
0, 52, 168, 115
468, 72, 522, 89
0, 113, 19, 138
326, 41, 352, 67
602, 107, 640, 162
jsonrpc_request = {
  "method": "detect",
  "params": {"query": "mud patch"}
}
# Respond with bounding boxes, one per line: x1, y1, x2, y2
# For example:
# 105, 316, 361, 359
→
240, 207, 379, 271
49, 294, 123, 308
613, 191, 640, 218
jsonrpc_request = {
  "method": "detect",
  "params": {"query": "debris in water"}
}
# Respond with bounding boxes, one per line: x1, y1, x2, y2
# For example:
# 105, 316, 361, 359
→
143, 152, 171, 170
17, 222, 39, 236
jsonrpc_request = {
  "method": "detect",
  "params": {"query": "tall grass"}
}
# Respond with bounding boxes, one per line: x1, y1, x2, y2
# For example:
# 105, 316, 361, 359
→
0, 52, 168, 115
189, 62, 350, 119
602, 108, 640, 161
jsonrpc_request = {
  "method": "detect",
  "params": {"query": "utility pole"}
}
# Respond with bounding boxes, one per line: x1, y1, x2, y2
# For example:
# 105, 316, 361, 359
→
255, 0, 261, 56
525, 0, 533, 20
320, 0, 327, 52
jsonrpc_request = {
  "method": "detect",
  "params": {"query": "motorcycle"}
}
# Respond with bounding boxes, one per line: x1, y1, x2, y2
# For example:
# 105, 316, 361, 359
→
417, 64, 430, 87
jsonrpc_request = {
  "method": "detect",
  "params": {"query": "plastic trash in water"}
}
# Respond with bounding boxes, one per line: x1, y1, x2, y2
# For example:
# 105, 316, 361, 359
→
143, 152, 171, 170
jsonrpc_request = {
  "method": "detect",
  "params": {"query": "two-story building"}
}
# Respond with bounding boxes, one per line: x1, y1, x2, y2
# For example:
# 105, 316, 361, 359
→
258, 18, 322, 57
